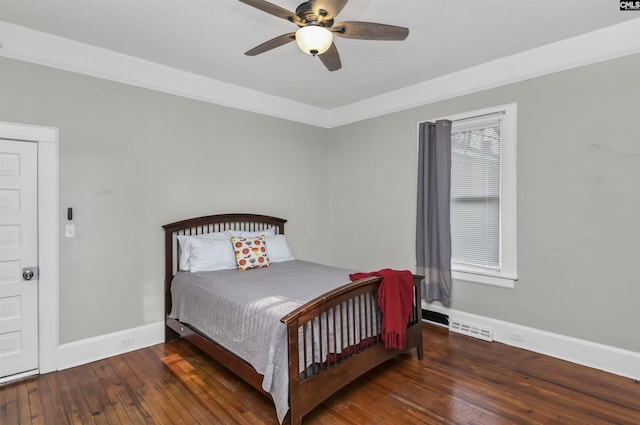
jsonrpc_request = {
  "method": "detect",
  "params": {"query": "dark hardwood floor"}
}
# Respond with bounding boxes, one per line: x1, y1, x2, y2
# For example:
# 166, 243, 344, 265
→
2, 323, 639, 424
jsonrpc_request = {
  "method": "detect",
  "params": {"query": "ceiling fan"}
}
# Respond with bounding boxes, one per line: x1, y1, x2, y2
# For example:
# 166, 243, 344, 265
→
238, 0, 409, 71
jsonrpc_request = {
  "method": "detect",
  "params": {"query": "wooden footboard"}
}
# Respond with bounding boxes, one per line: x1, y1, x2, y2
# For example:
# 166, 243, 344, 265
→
163, 214, 423, 425
281, 274, 423, 425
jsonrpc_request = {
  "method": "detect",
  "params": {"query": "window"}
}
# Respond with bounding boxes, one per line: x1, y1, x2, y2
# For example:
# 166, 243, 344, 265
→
449, 104, 517, 287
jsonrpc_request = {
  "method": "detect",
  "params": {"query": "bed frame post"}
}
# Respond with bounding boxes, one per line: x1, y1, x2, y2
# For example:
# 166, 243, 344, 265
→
287, 323, 303, 425
164, 224, 179, 342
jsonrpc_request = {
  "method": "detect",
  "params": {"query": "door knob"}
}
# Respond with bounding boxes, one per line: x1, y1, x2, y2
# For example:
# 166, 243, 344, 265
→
22, 267, 38, 281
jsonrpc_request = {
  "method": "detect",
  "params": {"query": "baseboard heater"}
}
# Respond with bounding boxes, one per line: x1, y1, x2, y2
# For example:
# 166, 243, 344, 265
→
422, 309, 493, 342
449, 319, 494, 342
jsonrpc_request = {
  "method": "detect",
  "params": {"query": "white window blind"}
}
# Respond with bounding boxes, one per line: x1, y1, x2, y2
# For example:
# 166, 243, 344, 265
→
450, 120, 501, 271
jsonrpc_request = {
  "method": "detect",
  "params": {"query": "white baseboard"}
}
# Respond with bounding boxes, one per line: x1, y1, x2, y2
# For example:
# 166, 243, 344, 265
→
423, 303, 640, 381
0, 369, 39, 385
57, 321, 165, 371
52, 310, 640, 381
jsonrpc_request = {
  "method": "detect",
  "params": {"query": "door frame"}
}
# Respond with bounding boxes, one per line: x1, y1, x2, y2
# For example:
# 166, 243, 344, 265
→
0, 121, 59, 374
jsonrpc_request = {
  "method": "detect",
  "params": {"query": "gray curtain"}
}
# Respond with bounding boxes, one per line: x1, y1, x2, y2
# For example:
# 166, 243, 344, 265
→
416, 120, 452, 305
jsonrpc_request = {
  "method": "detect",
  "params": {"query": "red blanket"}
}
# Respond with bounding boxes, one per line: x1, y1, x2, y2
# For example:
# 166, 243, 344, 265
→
349, 269, 414, 350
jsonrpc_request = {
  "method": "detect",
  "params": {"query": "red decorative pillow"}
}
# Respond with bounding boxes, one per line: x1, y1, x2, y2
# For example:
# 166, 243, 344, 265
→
231, 235, 270, 271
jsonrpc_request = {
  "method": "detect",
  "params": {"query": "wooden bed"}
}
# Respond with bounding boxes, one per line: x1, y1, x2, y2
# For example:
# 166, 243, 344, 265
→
163, 213, 423, 425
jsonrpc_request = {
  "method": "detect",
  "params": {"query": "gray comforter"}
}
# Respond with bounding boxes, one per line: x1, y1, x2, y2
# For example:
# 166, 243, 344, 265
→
168, 260, 356, 423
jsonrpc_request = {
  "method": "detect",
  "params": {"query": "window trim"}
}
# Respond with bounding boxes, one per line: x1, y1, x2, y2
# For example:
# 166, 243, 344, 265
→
425, 103, 518, 288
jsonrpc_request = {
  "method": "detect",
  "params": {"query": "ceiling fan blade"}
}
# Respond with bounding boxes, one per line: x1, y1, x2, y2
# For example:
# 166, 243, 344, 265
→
310, 0, 348, 21
332, 21, 409, 40
238, 0, 301, 24
245, 33, 296, 56
318, 42, 342, 72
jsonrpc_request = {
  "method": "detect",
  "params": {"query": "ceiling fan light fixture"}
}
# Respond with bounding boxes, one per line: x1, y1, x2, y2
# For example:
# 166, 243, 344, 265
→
295, 25, 333, 56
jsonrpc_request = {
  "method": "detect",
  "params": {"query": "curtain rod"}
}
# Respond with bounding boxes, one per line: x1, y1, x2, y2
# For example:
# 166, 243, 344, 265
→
452, 110, 505, 123
419, 110, 506, 125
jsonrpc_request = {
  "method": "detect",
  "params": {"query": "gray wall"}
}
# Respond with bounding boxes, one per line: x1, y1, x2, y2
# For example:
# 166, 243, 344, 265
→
0, 58, 331, 344
328, 53, 640, 353
2, 52, 639, 353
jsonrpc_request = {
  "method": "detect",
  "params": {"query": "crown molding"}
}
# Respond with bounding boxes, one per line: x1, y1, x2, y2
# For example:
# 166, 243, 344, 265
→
1, 18, 639, 129
0, 21, 329, 127
328, 17, 640, 127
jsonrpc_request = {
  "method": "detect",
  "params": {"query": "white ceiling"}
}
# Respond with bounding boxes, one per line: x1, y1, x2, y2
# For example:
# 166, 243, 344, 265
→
0, 0, 637, 110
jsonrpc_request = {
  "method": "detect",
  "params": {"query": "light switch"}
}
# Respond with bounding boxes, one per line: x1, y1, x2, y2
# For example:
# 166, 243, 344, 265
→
65, 224, 75, 238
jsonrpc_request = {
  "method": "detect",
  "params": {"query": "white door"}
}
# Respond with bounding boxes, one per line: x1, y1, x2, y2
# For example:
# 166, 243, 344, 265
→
0, 139, 39, 379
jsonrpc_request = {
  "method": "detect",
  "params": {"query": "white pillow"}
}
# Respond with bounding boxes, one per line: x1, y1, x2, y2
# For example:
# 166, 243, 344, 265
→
265, 234, 295, 263
177, 231, 232, 271
229, 227, 277, 238
188, 236, 237, 273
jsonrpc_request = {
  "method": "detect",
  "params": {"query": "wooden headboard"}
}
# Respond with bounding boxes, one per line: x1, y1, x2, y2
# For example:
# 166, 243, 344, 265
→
162, 213, 287, 315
